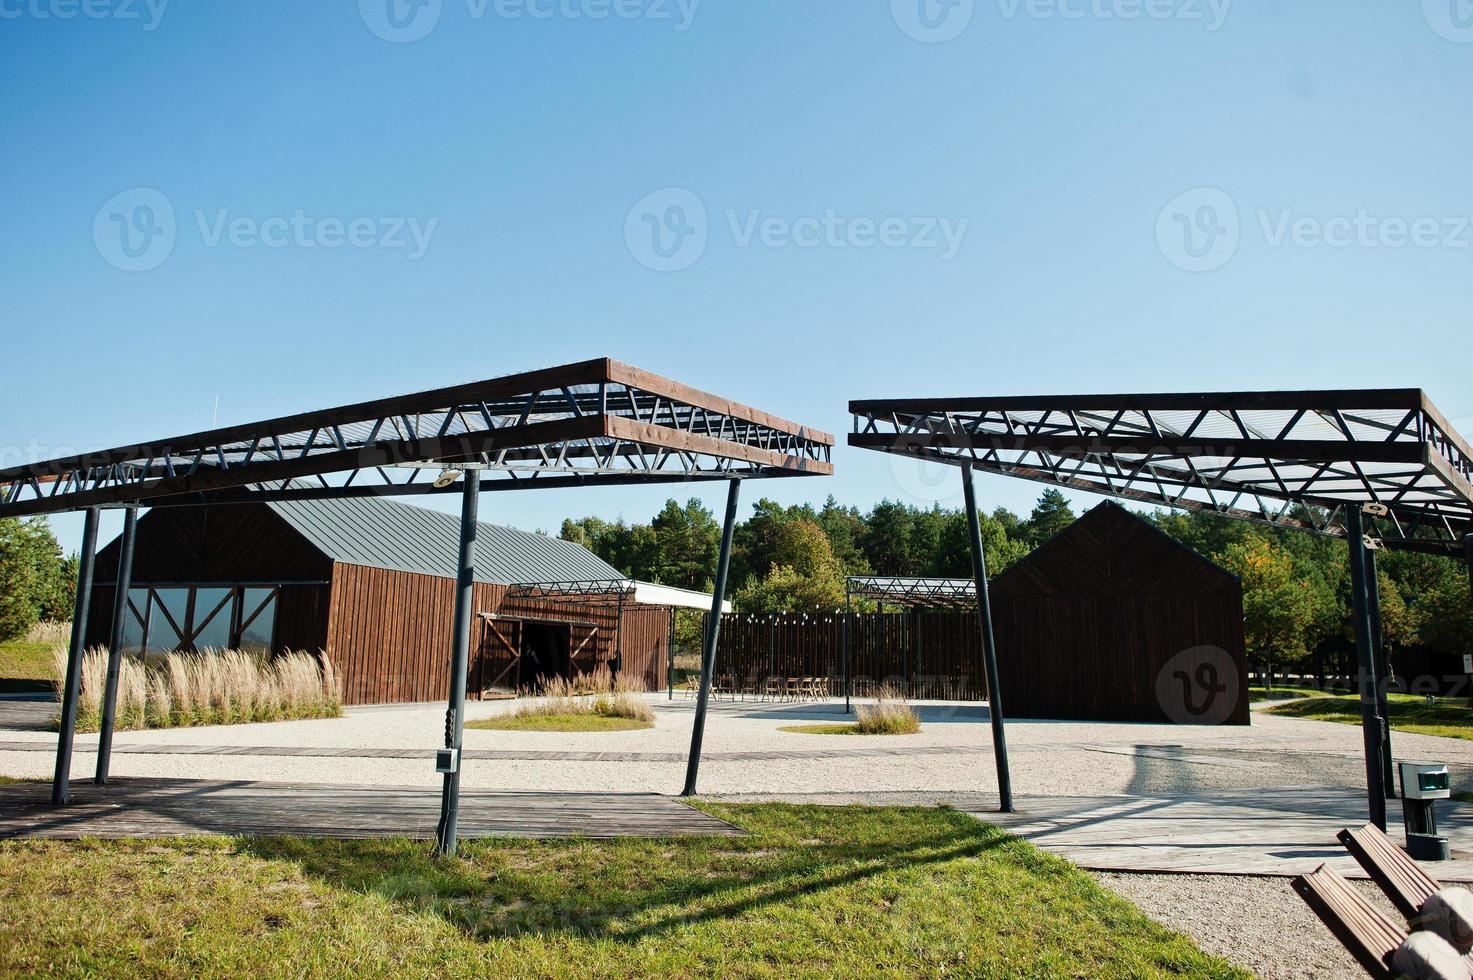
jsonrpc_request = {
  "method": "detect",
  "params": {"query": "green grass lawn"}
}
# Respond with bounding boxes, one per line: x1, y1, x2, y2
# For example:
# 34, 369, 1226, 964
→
0, 639, 57, 694
0, 804, 1244, 978
466, 713, 653, 733
778, 723, 913, 736
1249, 684, 1348, 703
1267, 692, 1473, 740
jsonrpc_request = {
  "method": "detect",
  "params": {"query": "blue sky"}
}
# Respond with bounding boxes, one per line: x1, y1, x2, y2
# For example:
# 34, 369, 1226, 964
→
3, 0, 1472, 552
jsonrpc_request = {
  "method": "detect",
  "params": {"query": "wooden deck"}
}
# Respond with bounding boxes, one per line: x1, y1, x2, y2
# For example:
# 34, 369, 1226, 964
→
980, 788, 1473, 879
0, 778, 745, 841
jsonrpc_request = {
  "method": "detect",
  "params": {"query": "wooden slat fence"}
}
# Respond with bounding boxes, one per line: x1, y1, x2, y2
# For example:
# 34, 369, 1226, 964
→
707, 611, 986, 701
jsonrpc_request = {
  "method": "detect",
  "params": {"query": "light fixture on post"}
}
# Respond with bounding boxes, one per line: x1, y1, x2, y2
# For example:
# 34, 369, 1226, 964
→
433, 468, 464, 489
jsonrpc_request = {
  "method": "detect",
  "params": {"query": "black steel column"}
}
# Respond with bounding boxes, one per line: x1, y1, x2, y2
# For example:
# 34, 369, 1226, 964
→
667, 607, 676, 700
613, 588, 625, 679
961, 463, 1014, 813
843, 589, 852, 714
96, 505, 138, 785
435, 470, 480, 858
1363, 543, 1395, 795
53, 507, 100, 806
1346, 506, 1388, 830
681, 478, 741, 797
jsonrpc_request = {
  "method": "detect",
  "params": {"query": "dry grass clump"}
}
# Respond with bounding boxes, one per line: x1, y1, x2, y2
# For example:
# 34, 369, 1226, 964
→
51, 648, 341, 732
855, 684, 921, 735
515, 666, 654, 723
25, 620, 72, 646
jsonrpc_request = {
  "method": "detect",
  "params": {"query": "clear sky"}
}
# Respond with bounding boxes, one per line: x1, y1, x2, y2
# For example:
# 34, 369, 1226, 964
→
4, 0, 1472, 552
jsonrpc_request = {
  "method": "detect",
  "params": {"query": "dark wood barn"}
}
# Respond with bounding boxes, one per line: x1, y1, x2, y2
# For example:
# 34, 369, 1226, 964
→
990, 501, 1249, 725
84, 496, 677, 705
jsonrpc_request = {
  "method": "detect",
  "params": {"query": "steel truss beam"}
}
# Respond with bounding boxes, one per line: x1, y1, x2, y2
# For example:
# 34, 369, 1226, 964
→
505, 579, 637, 605
846, 576, 978, 610
0, 359, 834, 518
849, 388, 1472, 554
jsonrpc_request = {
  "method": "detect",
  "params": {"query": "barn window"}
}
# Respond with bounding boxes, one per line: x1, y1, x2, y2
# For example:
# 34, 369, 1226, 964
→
119, 586, 283, 656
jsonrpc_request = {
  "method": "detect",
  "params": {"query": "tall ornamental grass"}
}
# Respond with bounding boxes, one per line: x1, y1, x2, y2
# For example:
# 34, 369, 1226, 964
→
51, 648, 341, 732
25, 620, 72, 646
856, 684, 921, 735
514, 666, 654, 723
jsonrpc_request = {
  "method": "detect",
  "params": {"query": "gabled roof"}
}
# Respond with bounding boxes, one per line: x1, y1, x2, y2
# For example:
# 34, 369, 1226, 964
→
266, 495, 623, 587
990, 501, 1238, 597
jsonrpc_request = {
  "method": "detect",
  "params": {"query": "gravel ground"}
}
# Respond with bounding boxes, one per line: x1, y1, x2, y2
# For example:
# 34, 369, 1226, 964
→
6, 696, 1473, 797
1093, 871, 1398, 979
10, 696, 1469, 978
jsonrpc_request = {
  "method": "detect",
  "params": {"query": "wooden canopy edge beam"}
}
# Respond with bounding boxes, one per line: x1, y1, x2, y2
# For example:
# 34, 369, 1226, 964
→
607, 416, 833, 475
609, 360, 835, 446
0, 359, 614, 481
5, 417, 609, 516
848, 387, 1427, 416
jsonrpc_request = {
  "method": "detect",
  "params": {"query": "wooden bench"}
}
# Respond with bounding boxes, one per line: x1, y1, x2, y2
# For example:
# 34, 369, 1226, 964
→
1340, 823, 1442, 921
1293, 864, 1406, 979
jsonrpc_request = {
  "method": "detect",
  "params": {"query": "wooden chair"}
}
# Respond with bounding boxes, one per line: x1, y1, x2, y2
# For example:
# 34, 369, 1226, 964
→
1293, 864, 1407, 979
761, 676, 783, 701
1339, 823, 1443, 921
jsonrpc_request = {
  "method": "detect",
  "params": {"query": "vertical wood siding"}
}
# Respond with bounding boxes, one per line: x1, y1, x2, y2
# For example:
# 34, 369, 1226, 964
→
325, 563, 671, 705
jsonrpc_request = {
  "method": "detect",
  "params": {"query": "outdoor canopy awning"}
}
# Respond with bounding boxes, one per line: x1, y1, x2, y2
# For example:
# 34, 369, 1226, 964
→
850, 387, 1472, 554
506, 579, 733, 614
0, 357, 834, 518
845, 576, 977, 610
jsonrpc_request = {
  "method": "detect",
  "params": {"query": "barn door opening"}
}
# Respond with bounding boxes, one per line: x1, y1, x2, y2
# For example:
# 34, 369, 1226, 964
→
475, 617, 522, 698
521, 622, 572, 686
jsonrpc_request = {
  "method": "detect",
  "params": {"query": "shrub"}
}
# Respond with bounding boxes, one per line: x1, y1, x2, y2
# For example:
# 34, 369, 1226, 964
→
855, 684, 920, 735
514, 667, 654, 723
51, 648, 341, 732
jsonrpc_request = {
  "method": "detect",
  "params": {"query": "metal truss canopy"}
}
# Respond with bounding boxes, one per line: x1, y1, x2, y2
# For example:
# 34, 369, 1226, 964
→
846, 576, 977, 609
506, 579, 730, 613
850, 388, 1473, 554
0, 358, 834, 518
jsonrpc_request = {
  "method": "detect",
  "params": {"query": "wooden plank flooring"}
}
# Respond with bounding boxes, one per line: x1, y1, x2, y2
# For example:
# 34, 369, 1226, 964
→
978, 788, 1473, 879
0, 778, 745, 841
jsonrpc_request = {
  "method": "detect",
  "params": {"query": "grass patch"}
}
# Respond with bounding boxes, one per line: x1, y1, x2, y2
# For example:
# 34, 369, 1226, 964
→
467, 713, 652, 733
0, 804, 1245, 978
51, 648, 342, 733
778, 723, 870, 735
1267, 692, 1473, 740
778, 722, 919, 736
0, 639, 59, 694
1249, 684, 1347, 702
854, 683, 921, 734
493, 669, 656, 730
